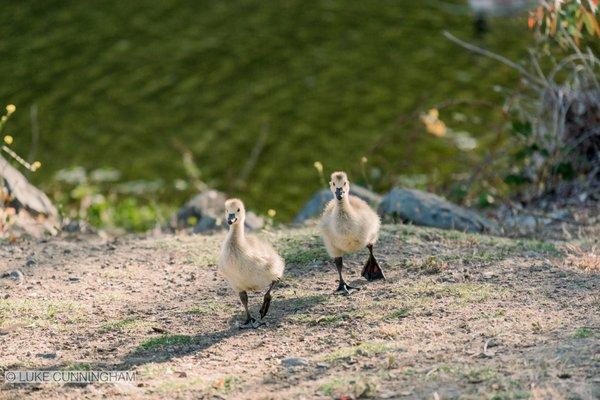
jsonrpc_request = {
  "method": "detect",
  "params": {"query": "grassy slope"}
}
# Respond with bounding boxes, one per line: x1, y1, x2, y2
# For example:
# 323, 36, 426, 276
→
1, 1, 530, 219
0, 225, 598, 399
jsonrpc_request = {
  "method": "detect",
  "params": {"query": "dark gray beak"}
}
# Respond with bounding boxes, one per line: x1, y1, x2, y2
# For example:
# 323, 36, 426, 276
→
335, 187, 344, 200
227, 213, 237, 225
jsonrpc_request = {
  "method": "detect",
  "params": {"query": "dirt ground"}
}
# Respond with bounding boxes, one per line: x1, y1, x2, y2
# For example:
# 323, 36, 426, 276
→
0, 224, 598, 399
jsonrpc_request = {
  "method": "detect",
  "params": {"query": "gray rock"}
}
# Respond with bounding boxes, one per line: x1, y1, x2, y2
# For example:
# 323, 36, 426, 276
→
281, 357, 309, 367
244, 211, 265, 231
192, 215, 219, 233
0, 155, 58, 218
36, 352, 58, 359
175, 189, 264, 234
62, 219, 94, 234
378, 188, 497, 233
294, 185, 381, 224
173, 190, 227, 229
503, 214, 552, 235
1, 270, 24, 282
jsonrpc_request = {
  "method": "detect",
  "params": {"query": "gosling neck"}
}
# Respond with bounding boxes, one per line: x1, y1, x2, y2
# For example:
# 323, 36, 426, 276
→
336, 195, 352, 213
227, 219, 246, 243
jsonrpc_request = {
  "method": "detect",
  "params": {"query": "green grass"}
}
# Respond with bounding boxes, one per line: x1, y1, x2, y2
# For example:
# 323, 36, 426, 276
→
318, 377, 346, 397
318, 375, 378, 398
0, 299, 85, 328
0, 1, 532, 221
278, 232, 328, 264
138, 334, 193, 351
210, 375, 245, 395
66, 362, 92, 371
407, 282, 502, 305
489, 392, 531, 400
385, 307, 411, 320
573, 327, 595, 339
290, 310, 363, 326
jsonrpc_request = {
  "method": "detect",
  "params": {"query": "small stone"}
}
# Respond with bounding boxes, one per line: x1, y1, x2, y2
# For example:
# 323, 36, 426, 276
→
281, 358, 308, 367
36, 352, 58, 359
356, 348, 368, 356
25, 259, 36, 267
3, 270, 25, 282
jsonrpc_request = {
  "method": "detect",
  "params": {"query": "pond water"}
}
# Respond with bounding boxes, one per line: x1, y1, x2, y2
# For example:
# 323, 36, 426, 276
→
0, 1, 532, 220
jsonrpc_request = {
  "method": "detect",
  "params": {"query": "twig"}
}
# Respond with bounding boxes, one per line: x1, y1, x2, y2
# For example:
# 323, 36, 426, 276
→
27, 104, 39, 165
234, 123, 269, 190
443, 31, 546, 87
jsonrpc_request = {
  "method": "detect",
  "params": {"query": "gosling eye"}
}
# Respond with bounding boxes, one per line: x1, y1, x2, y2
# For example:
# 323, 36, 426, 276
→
237, 208, 240, 212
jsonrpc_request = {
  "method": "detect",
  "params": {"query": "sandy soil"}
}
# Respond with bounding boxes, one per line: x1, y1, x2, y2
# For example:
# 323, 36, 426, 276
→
0, 224, 598, 399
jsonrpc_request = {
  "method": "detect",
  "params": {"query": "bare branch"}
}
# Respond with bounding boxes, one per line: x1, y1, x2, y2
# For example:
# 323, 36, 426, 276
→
443, 31, 546, 87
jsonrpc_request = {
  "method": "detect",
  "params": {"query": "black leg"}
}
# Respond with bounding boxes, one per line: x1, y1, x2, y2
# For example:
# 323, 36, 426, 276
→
259, 281, 276, 320
334, 257, 359, 295
361, 244, 386, 281
239, 291, 256, 329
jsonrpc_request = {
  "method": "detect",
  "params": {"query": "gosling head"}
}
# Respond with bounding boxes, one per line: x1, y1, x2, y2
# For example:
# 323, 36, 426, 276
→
329, 171, 349, 201
224, 198, 245, 226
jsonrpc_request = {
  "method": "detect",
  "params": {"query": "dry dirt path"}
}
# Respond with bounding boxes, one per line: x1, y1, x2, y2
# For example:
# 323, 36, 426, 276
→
0, 225, 598, 399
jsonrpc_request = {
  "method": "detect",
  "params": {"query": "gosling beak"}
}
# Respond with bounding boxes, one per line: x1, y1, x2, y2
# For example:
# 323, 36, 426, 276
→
335, 188, 344, 201
227, 213, 237, 225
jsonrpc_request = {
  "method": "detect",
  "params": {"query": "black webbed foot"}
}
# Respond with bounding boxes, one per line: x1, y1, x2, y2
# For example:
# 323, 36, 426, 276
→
361, 247, 386, 281
240, 318, 256, 329
240, 317, 259, 329
335, 281, 360, 295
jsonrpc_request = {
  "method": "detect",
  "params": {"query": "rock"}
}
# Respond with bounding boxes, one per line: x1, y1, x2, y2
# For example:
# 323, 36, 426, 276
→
173, 190, 226, 229
0, 155, 58, 218
1, 270, 24, 282
378, 188, 497, 233
503, 215, 537, 235
244, 211, 265, 231
503, 214, 554, 235
294, 185, 381, 224
281, 357, 309, 367
174, 190, 264, 233
62, 219, 94, 234
192, 215, 219, 233
36, 352, 58, 359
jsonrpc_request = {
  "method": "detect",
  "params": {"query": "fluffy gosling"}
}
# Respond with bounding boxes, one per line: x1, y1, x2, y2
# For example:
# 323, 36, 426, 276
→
218, 198, 285, 328
319, 171, 385, 294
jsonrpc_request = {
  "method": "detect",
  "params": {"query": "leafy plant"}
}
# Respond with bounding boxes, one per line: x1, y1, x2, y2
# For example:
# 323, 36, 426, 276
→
529, 0, 600, 46
52, 166, 172, 231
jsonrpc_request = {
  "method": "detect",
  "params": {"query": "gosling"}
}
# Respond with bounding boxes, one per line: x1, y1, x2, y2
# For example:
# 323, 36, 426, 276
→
319, 171, 385, 294
219, 198, 285, 328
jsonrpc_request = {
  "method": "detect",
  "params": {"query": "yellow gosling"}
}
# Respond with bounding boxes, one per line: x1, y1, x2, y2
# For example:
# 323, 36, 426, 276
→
219, 198, 285, 328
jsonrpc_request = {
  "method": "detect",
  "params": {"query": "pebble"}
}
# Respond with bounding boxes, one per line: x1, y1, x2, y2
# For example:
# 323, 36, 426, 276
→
281, 358, 308, 367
